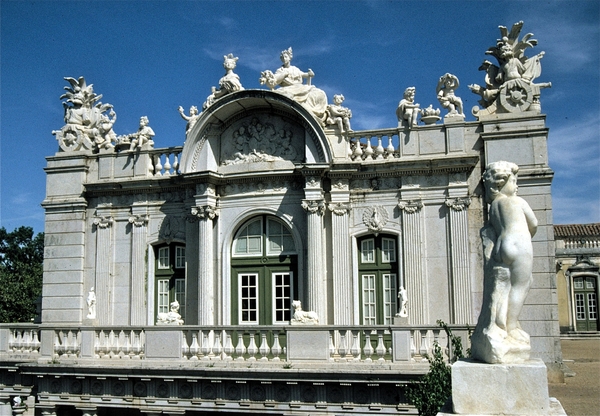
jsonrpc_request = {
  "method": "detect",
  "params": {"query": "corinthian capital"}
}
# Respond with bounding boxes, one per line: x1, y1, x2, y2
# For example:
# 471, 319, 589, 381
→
191, 205, 219, 220
445, 197, 471, 211
302, 199, 325, 215
397, 199, 423, 214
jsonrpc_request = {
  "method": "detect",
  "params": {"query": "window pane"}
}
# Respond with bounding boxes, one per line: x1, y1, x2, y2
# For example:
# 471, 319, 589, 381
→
233, 219, 263, 256
158, 279, 170, 314
382, 238, 396, 263
175, 278, 186, 320
382, 274, 397, 324
267, 219, 295, 255
586, 278, 596, 289
575, 293, 586, 320
588, 293, 597, 320
239, 273, 258, 324
362, 274, 376, 325
273, 272, 292, 323
158, 247, 170, 269
361, 239, 375, 263
574, 278, 584, 289
175, 246, 186, 269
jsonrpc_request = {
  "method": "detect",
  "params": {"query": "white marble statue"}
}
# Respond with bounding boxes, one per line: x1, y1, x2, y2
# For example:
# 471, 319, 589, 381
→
157, 300, 184, 325
86, 287, 96, 319
53, 76, 118, 152
326, 94, 353, 133
203, 53, 244, 110
259, 47, 328, 125
396, 87, 420, 128
178, 105, 199, 133
469, 21, 551, 116
126, 116, 155, 151
471, 161, 538, 364
290, 300, 319, 325
397, 286, 408, 317
436, 73, 464, 118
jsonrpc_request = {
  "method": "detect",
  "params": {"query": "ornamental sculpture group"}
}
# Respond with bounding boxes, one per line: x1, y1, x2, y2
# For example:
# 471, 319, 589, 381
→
53, 21, 550, 153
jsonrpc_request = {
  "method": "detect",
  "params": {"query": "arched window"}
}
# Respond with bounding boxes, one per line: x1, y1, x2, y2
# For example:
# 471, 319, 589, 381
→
357, 234, 399, 325
231, 216, 297, 325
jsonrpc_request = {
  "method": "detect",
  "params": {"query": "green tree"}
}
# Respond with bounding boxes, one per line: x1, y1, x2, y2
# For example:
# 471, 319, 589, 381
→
0, 226, 44, 323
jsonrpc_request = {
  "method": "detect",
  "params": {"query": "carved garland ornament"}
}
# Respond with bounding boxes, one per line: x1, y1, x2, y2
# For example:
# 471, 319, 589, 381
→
191, 205, 219, 220
301, 199, 325, 215
445, 197, 471, 211
362, 206, 388, 233
93, 216, 114, 229
328, 202, 350, 216
128, 214, 149, 227
397, 199, 423, 214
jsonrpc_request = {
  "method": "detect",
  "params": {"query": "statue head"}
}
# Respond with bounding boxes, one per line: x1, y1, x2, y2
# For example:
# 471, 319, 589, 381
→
333, 94, 345, 105
483, 161, 519, 203
223, 53, 239, 70
170, 300, 180, 312
139, 116, 149, 126
403, 87, 416, 101
280, 47, 293, 63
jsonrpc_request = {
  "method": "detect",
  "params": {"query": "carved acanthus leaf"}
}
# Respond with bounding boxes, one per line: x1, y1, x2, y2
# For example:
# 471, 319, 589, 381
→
301, 200, 325, 215
445, 197, 471, 211
397, 199, 423, 214
191, 205, 219, 220
128, 214, 149, 227
93, 216, 114, 229
328, 202, 350, 216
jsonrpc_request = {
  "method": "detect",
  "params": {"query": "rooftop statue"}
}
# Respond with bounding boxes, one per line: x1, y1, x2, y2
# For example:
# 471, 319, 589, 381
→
396, 87, 420, 128
203, 53, 244, 110
53, 76, 117, 152
260, 47, 328, 126
326, 94, 353, 133
469, 21, 551, 118
471, 161, 538, 364
178, 105, 199, 134
436, 73, 464, 119
121, 116, 155, 151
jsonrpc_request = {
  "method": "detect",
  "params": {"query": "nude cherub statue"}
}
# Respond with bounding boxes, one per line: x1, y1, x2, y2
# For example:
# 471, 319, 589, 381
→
156, 300, 184, 325
396, 87, 420, 128
326, 94, 353, 132
471, 161, 538, 364
436, 73, 464, 117
86, 287, 96, 319
128, 116, 155, 151
397, 286, 408, 317
178, 105, 199, 133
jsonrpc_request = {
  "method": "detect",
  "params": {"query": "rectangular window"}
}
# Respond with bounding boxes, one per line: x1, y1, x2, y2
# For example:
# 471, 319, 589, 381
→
381, 238, 396, 263
575, 293, 586, 320
273, 272, 292, 323
574, 278, 584, 289
158, 247, 170, 269
382, 273, 397, 324
175, 246, 186, 269
361, 239, 375, 263
157, 279, 170, 314
362, 274, 376, 325
239, 273, 258, 324
586, 278, 596, 289
588, 293, 597, 320
175, 278, 186, 320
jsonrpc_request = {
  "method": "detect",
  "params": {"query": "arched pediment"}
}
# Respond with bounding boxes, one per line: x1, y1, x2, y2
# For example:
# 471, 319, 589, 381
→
179, 90, 331, 174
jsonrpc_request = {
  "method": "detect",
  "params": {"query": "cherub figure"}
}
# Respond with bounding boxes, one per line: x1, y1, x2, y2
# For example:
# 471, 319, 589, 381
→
94, 109, 117, 150
396, 87, 420, 128
397, 286, 408, 317
128, 116, 155, 151
326, 94, 353, 132
178, 105, 199, 133
157, 300, 184, 325
436, 73, 464, 117
471, 161, 538, 363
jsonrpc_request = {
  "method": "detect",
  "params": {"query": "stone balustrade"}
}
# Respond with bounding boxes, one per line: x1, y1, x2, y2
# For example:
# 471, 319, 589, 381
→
1, 324, 471, 365
347, 129, 399, 161
150, 147, 181, 176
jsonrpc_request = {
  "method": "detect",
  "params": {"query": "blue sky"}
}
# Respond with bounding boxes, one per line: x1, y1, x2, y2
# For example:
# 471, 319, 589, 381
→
1, 0, 599, 234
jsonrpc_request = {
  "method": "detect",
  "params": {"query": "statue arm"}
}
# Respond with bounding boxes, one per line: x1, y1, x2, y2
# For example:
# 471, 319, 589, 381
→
520, 197, 538, 237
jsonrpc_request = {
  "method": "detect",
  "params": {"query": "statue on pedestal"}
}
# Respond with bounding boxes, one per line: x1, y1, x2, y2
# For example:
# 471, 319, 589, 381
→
436, 73, 464, 118
396, 87, 420, 128
260, 47, 328, 125
471, 161, 538, 363
326, 94, 353, 133
157, 300, 184, 325
203, 53, 244, 110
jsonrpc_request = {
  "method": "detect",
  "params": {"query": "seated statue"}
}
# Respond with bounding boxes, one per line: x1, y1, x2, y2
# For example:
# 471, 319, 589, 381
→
157, 300, 184, 325
326, 94, 353, 133
290, 300, 319, 325
260, 47, 328, 126
471, 161, 538, 364
203, 54, 244, 110
436, 73, 464, 117
127, 116, 155, 151
396, 87, 420, 128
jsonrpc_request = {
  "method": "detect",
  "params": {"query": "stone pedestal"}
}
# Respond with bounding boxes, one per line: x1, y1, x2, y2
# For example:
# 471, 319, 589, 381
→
451, 359, 549, 415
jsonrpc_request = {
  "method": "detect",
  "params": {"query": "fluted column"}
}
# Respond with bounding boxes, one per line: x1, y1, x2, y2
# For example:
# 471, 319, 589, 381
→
92, 215, 113, 324
398, 199, 427, 324
445, 197, 473, 324
329, 199, 352, 325
302, 199, 326, 322
129, 213, 149, 325
191, 204, 219, 325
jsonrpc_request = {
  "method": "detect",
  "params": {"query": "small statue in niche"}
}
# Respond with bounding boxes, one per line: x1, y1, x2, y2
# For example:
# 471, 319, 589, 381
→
397, 286, 408, 317
203, 53, 244, 110
259, 47, 328, 125
86, 287, 96, 319
471, 161, 538, 364
127, 116, 155, 151
326, 94, 353, 133
157, 300, 184, 325
290, 300, 319, 325
436, 73, 464, 118
178, 105, 199, 134
396, 87, 420, 128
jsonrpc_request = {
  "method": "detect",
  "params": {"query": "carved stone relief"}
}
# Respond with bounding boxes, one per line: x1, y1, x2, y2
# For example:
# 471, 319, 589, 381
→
362, 206, 389, 233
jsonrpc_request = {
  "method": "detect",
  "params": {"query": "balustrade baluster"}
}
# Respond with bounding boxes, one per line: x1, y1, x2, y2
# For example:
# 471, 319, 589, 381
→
353, 139, 363, 160
189, 333, 200, 360
259, 331, 270, 361
181, 332, 190, 360
271, 332, 282, 361
329, 332, 336, 359
172, 152, 180, 174
350, 330, 361, 361
419, 330, 428, 359
386, 135, 395, 157
32, 330, 40, 354
14, 330, 23, 352
163, 153, 172, 175
410, 330, 417, 361
223, 332, 234, 360
201, 330, 211, 360
235, 332, 246, 361
247, 331, 258, 361
154, 154, 163, 176
375, 330, 386, 361
363, 331, 374, 362
212, 331, 223, 360
364, 137, 374, 160
375, 135, 384, 160
338, 330, 348, 361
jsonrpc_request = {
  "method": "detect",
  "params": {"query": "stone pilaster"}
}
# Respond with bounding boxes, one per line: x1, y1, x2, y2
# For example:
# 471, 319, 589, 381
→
191, 204, 219, 325
329, 201, 352, 325
92, 215, 113, 325
128, 213, 149, 325
302, 199, 326, 323
445, 197, 473, 324
397, 199, 427, 324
